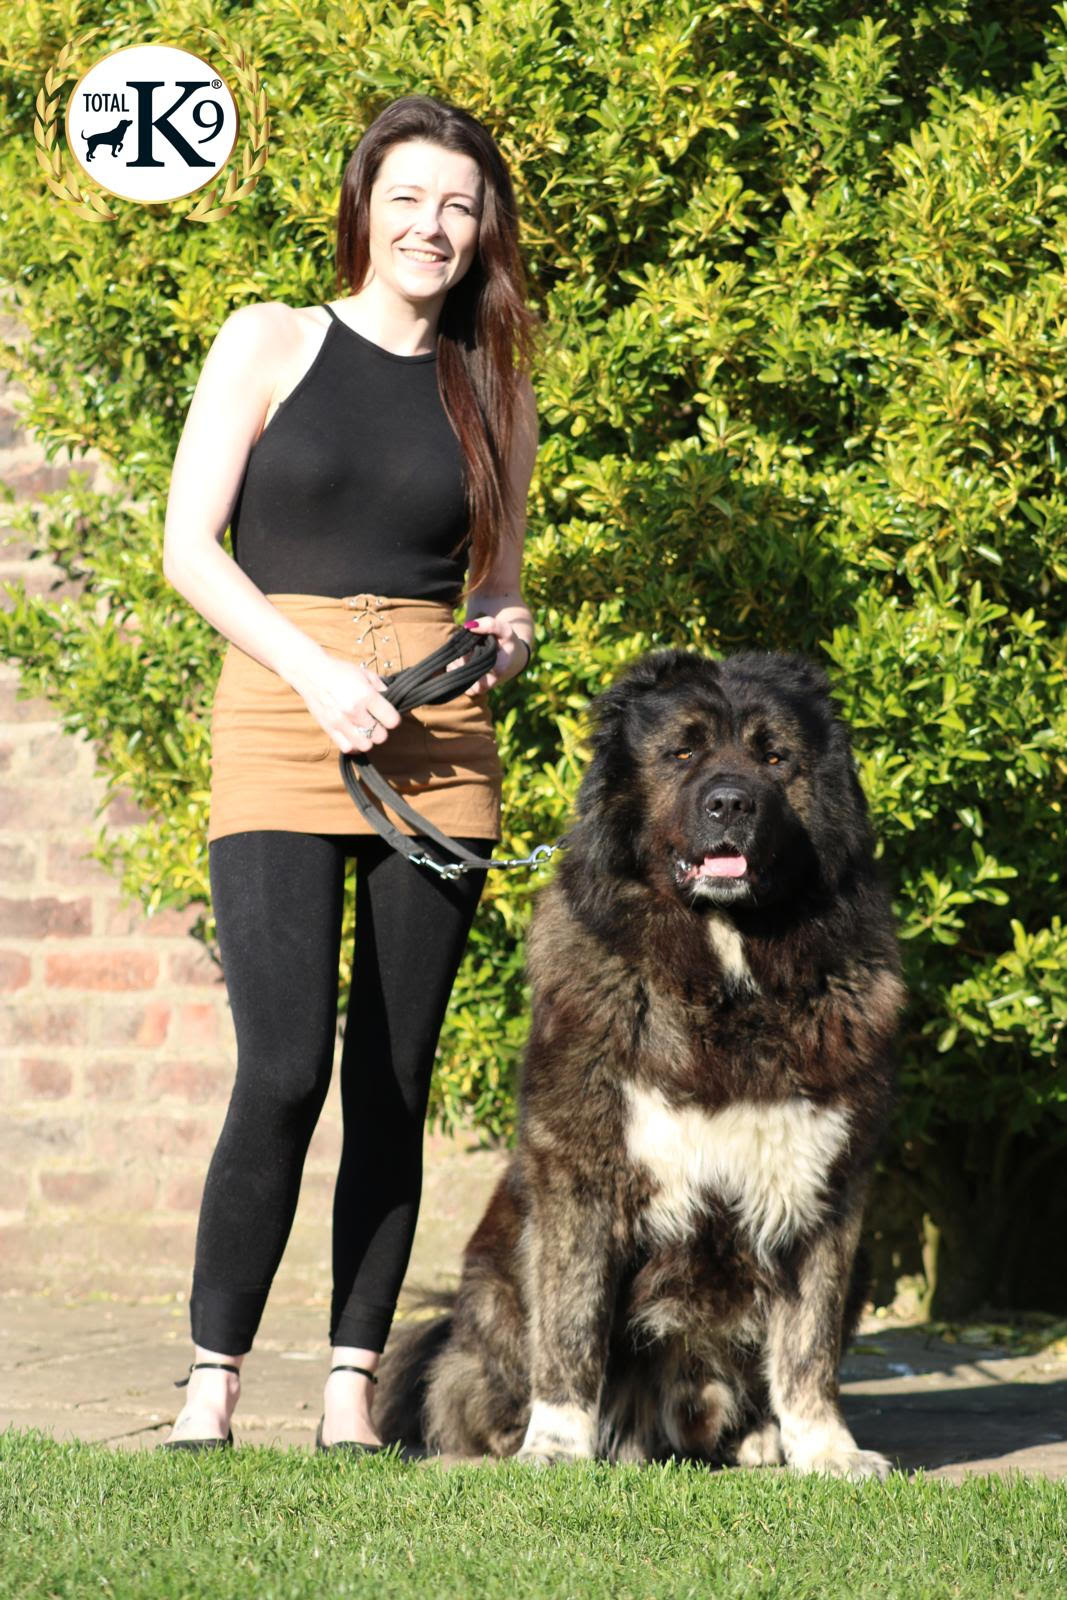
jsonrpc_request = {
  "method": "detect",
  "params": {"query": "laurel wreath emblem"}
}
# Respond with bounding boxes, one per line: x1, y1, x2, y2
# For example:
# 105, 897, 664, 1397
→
33, 27, 270, 223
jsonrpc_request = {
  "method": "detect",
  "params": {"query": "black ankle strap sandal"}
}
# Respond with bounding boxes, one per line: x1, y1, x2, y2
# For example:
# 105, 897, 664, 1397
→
315, 1362, 420, 1456
160, 1361, 239, 1452
173, 1360, 241, 1388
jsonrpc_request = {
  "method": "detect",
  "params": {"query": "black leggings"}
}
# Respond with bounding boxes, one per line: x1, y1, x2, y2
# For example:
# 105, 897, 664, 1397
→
189, 828, 490, 1356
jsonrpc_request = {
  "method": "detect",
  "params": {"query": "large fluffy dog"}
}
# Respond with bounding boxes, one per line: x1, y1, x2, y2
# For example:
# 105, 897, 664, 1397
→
379, 650, 905, 1478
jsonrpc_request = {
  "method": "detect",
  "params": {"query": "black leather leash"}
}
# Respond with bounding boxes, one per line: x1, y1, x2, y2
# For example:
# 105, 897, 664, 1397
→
339, 626, 567, 879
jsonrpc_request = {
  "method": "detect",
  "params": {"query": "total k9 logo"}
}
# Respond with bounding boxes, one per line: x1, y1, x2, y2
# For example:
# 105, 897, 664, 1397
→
64, 44, 240, 204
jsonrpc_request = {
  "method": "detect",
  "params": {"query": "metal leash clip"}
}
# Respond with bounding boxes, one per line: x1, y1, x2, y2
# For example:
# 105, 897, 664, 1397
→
409, 838, 567, 879
491, 840, 566, 870
408, 852, 467, 880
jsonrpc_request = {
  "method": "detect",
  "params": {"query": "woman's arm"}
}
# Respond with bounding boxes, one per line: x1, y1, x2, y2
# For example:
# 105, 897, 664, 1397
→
164, 305, 330, 685
162, 305, 400, 750
459, 373, 539, 695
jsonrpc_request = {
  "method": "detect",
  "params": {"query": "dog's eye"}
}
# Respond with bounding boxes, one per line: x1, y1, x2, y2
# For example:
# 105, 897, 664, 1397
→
673, 749, 693, 762
765, 750, 785, 766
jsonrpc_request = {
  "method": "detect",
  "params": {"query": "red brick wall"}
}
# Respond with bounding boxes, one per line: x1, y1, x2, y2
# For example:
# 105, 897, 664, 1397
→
0, 317, 345, 1306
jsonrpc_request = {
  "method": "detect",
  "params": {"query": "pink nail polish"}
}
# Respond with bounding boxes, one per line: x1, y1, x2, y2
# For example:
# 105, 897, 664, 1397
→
463, 620, 479, 630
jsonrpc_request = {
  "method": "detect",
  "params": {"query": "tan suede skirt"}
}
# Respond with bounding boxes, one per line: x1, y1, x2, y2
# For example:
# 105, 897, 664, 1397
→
207, 593, 502, 843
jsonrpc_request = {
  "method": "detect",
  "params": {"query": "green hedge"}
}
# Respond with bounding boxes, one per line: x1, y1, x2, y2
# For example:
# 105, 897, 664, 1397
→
1, 1, 1064, 1313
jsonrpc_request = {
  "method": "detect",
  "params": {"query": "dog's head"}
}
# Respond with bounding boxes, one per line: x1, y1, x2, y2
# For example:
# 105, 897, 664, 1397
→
571, 649, 873, 911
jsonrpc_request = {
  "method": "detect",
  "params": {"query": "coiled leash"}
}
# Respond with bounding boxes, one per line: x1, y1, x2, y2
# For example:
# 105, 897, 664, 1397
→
339, 626, 567, 879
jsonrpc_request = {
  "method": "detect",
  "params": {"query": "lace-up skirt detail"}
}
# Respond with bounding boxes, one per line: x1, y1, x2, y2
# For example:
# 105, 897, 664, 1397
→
207, 593, 502, 843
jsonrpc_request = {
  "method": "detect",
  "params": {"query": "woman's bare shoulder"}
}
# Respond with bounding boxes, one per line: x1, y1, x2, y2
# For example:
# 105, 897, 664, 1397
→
215, 299, 328, 350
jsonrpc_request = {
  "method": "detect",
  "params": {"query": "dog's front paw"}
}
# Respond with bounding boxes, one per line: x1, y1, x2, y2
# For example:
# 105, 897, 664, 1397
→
782, 1418, 892, 1482
733, 1420, 784, 1468
790, 1445, 892, 1482
517, 1400, 597, 1467
515, 1441, 584, 1468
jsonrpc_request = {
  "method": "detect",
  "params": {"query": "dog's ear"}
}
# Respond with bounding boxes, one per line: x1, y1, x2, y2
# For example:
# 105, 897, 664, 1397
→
575, 651, 698, 819
611, 648, 713, 700
567, 657, 668, 881
773, 654, 878, 875
572, 680, 640, 876
765, 655, 878, 885
575, 649, 717, 815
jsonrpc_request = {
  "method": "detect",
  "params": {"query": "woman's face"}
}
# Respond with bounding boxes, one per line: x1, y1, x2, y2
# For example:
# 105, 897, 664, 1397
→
366, 139, 483, 306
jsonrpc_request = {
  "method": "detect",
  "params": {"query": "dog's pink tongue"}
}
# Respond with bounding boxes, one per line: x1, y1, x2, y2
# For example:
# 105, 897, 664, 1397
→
697, 855, 748, 878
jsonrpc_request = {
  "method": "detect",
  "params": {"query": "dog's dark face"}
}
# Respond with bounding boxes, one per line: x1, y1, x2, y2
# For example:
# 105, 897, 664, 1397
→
574, 650, 872, 911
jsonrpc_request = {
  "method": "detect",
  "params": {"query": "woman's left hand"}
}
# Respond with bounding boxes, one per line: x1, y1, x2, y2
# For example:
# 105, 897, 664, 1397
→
447, 614, 530, 695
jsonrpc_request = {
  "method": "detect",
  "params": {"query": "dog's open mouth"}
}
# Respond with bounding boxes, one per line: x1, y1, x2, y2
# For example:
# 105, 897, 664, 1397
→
675, 853, 749, 885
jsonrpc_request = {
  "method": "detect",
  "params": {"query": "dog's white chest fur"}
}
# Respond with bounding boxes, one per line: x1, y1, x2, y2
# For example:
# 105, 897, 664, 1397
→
705, 912, 755, 988
623, 1083, 851, 1261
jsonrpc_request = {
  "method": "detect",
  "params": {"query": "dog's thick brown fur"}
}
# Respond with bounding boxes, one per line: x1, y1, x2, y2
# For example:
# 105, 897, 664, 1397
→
378, 651, 905, 1477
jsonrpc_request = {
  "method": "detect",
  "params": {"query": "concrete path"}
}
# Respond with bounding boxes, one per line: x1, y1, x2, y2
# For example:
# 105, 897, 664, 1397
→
838, 1321, 1067, 1482
4, 1297, 1065, 1480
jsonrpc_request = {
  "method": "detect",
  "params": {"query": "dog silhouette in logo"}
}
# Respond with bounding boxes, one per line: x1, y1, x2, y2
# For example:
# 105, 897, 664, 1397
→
81, 120, 132, 162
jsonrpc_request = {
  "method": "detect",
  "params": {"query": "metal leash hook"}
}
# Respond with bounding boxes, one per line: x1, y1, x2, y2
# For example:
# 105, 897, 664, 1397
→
409, 838, 568, 879
492, 840, 566, 871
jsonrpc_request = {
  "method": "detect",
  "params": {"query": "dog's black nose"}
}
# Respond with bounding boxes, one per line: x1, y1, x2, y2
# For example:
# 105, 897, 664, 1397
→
704, 782, 756, 819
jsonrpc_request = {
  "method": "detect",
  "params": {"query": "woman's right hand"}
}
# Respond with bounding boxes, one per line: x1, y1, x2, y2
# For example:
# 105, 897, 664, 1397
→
289, 654, 402, 754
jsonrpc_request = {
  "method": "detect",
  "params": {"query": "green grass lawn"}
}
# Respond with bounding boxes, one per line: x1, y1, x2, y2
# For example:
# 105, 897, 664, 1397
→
2, 1429, 1064, 1600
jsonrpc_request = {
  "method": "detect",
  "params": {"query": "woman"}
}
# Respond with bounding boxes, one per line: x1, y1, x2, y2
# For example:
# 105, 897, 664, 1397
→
159, 95, 539, 1451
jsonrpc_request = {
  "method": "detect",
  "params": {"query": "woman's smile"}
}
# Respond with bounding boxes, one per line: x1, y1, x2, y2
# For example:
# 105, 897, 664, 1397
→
400, 244, 449, 266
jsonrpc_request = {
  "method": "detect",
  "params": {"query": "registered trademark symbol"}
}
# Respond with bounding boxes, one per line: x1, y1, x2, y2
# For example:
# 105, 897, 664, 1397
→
211, 78, 221, 89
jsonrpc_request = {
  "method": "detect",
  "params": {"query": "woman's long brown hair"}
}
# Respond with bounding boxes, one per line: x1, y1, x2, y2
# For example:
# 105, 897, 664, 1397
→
335, 96, 539, 593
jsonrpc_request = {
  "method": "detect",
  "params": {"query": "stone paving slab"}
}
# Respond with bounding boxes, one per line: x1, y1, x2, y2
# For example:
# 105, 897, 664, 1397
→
839, 1327, 1067, 1482
3, 1293, 1066, 1478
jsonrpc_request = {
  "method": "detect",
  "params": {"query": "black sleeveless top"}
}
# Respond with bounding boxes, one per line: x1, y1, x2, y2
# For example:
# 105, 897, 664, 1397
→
228, 304, 470, 603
